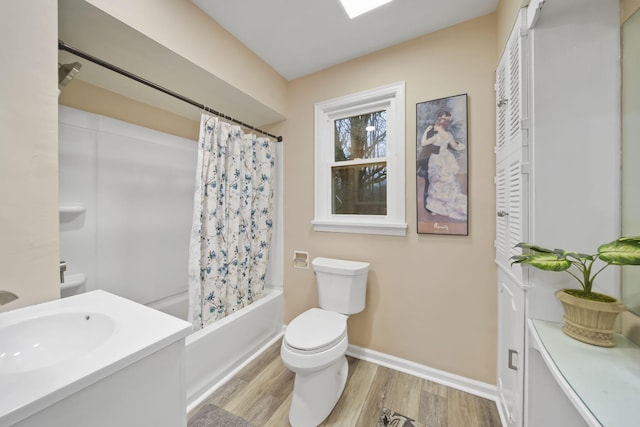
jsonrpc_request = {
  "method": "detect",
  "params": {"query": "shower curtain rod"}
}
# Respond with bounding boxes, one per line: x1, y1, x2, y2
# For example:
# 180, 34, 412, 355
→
58, 40, 283, 142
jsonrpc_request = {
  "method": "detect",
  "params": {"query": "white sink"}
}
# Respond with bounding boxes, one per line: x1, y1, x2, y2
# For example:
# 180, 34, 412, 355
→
0, 312, 114, 374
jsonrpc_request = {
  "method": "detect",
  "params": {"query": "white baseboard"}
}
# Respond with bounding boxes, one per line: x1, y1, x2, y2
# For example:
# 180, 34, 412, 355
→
496, 398, 509, 427
346, 344, 499, 402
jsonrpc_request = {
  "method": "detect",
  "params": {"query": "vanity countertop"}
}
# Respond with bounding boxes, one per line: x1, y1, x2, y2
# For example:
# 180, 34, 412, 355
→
0, 290, 191, 425
529, 319, 640, 427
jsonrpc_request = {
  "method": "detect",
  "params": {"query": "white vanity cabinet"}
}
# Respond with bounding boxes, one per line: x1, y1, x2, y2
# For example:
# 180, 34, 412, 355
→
495, 1, 621, 426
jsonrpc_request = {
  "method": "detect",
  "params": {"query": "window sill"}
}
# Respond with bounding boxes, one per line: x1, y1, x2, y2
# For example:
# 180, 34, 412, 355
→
311, 220, 407, 236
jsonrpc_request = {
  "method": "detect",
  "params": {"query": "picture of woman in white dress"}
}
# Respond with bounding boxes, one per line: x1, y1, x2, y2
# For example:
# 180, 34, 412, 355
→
416, 94, 468, 235
419, 110, 467, 220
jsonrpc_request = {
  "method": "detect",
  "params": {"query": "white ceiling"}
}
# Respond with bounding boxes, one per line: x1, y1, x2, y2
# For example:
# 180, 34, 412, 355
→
192, 0, 499, 80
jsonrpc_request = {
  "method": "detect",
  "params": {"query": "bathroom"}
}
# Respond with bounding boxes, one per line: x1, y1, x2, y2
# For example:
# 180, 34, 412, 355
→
2, 0, 640, 426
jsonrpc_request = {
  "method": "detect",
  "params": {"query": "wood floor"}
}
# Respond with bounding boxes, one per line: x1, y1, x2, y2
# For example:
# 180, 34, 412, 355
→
188, 339, 502, 427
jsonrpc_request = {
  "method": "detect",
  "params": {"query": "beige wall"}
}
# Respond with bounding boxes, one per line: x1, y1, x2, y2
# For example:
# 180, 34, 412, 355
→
281, 14, 498, 384
0, 2, 60, 311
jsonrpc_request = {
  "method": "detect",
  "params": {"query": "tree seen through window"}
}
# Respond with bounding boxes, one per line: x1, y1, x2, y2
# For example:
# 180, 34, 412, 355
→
332, 110, 387, 215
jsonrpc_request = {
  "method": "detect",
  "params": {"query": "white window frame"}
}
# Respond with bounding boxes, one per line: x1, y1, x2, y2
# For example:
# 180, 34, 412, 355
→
312, 81, 407, 236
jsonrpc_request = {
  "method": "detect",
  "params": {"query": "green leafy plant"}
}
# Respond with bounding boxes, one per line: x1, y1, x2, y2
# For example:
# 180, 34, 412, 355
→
510, 236, 640, 302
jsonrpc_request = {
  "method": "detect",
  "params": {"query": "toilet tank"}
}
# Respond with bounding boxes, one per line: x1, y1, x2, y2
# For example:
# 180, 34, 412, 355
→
312, 257, 369, 314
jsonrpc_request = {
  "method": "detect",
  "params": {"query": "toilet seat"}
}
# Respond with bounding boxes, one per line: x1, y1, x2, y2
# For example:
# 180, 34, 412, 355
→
285, 308, 347, 353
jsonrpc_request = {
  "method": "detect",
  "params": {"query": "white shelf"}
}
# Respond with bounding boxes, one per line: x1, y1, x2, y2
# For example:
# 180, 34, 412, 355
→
59, 203, 86, 214
529, 319, 640, 427
61, 273, 86, 293
59, 203, 86, 223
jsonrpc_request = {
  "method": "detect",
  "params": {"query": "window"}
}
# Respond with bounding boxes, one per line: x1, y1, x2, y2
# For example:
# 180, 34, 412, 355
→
313, 82, 406, 236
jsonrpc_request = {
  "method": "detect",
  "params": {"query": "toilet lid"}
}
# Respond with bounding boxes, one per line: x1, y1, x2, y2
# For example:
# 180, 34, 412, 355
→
285, 308, 347, 352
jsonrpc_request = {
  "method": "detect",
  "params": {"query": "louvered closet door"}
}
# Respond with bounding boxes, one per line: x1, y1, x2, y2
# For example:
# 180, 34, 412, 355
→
506, 25, 526, 156
495, 11, 529, 427
495, 155, 527, 278
506, 156, 526, 279
495, 43, 511, 270
495, 160, 509, 266
495, 9, 529, 280
495, 13, 527, 163
495, 50, 508, 266
495, 55, 508, 163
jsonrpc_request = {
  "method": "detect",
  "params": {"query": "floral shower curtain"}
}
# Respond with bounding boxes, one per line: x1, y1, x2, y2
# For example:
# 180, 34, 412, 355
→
188, 114, 275, 329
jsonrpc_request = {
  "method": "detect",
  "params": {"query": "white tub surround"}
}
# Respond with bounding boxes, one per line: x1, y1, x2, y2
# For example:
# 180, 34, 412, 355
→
0, 290, 191, 426
58, 105, 197, 304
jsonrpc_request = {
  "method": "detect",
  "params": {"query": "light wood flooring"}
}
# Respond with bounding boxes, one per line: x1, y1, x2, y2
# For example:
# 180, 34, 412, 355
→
188, 339, 502, 427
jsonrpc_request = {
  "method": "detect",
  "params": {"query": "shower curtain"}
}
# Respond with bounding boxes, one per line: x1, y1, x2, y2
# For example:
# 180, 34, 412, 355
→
188, 114, 275, 329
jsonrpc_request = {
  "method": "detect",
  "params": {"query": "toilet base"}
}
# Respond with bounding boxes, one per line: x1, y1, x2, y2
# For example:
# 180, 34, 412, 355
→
288, 356, 348, 427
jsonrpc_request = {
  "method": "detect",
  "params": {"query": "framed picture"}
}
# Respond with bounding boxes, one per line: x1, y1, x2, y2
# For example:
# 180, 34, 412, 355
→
416, 94, 468, 235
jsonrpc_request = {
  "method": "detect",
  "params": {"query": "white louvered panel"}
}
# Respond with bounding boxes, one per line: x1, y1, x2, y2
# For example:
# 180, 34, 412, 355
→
508, 160, 523, 262
508, 32, 521, 141
496, 61, 508, 157
495, 9, 528, 427
496, 166, 509, 266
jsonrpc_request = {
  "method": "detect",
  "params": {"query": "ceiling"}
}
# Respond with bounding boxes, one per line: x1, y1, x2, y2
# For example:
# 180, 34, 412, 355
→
192, 0, 499, 80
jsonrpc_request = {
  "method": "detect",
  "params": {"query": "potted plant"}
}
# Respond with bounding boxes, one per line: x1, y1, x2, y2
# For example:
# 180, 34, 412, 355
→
511, 236, 640, 347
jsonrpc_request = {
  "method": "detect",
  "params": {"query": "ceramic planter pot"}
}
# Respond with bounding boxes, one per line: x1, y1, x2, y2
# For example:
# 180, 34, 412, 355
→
555, 289, 627, 347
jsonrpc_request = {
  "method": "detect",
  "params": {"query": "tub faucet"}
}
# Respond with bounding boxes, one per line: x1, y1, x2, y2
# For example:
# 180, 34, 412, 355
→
60, 260, 67, 284
0, 290, 18, 305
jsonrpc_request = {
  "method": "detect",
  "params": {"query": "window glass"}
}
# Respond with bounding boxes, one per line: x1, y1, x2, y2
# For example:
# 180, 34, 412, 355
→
331, 162, 387, 215
334, 110, 387, 161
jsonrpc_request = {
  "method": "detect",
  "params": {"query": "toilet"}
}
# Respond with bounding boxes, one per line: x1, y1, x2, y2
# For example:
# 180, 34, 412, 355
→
281, 257, 369, 427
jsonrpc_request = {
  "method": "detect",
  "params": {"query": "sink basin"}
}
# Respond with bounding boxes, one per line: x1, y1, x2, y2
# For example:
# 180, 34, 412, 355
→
0, 312, 115, 374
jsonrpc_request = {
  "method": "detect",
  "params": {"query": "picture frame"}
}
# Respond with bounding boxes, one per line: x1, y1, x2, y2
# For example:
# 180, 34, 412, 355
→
416, 94, 468, 235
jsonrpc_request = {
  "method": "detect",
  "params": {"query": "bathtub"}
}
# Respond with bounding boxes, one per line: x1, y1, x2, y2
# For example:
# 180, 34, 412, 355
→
149, 287, 284, 410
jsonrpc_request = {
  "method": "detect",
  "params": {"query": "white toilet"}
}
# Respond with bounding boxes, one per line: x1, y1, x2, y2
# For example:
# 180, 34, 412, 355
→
281, 257, 369, 427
